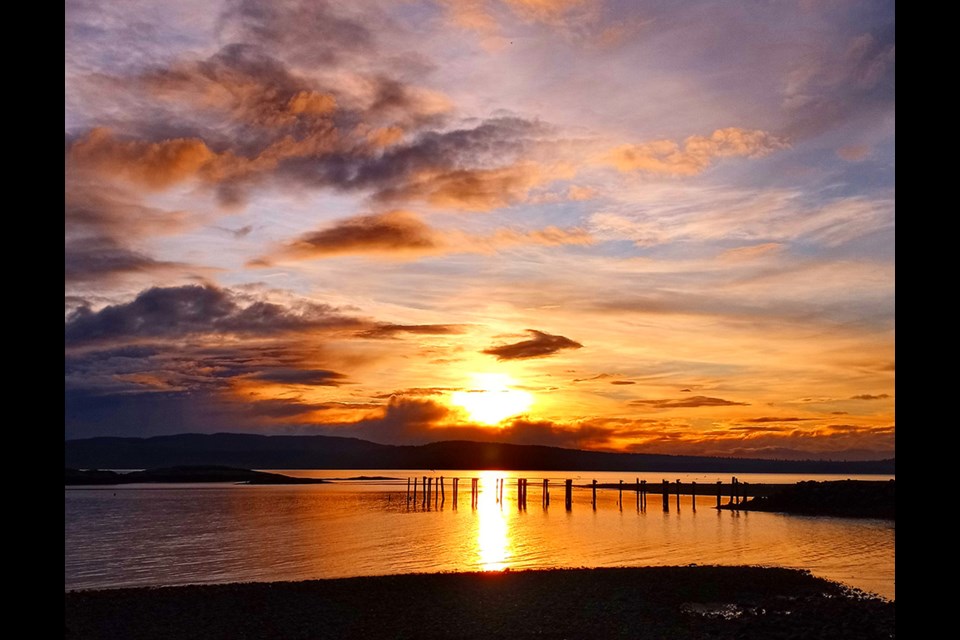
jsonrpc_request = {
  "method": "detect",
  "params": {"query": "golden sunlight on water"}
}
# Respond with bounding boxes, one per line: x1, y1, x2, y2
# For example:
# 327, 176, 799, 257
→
475, 472, 511, 571
65, 473, 895, 600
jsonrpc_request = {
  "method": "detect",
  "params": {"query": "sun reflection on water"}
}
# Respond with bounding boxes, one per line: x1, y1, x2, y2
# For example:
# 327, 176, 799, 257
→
476, 471, 511, 571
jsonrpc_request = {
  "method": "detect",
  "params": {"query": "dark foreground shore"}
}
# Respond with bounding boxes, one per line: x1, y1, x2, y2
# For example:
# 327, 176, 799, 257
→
65, 566, 894, 640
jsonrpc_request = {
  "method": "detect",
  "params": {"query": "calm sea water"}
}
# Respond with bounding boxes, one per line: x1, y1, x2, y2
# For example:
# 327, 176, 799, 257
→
64, 470, 895, 601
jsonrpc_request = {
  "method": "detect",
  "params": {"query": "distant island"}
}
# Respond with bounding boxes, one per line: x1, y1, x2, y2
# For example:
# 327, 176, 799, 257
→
64, 465, 329, 486
64, 433, 895, 474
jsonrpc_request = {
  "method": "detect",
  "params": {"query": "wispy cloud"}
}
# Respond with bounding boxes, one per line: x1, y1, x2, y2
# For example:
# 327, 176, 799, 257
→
630, 396, 749, 409
605, 128, 787, 176
249, 369, 348, 386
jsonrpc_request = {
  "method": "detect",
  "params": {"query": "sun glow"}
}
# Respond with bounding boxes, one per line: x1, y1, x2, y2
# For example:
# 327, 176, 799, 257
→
450, 373, 534, 425
476, 471, 510, 571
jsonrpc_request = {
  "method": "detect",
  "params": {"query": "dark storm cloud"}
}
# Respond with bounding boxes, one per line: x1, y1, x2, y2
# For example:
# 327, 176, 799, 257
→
250, 368, 348, 386
482, 330, 583, 360
65, 333, 354, 401
630, 396, 749, 409
64, 284, 360, 345
610, 380, 635, 385
850, 394, 890, 400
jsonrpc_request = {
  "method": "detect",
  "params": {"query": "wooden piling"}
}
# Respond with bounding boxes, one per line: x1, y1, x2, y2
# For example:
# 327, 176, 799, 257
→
413, 477, 418, 505
452, 477, 458, 508
471, 477, 478, 509
635, 478, 640, 511
543, 479, 549, 508
641, 480, 647, 510
592, 479, 597, 510
500, 477, 504, 504
675, 479, 681, 511
662, 479, 669, 512
692, 481, 697, 511
406, 477, 411, 505
619, 480, 623, 510
565, 479, 572, 511
716, 480, 721, 509
440, 476, 445, 506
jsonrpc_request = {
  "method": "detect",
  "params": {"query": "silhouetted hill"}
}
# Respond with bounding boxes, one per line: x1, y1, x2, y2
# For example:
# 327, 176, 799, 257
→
64, 433, 895, 474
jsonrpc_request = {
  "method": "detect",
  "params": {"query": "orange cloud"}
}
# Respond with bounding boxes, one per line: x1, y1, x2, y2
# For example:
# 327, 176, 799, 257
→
566, 185, 597, 201
287, 90, 337, 115
68, 128, 222, 189
439, 0, 605, 48
365, 126, 405, 148
504, 0, 591, 23
606, 128, 788, 176
489, 226, 593, 247
717, 243, 784, 262
264, 211, 593, 262
379, 162, 574, 211
837, 145, 871, 161
283, 211, 439, 258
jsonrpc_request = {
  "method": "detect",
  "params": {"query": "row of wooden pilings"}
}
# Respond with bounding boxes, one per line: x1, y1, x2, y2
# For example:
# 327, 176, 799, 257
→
405, 476, 751, 512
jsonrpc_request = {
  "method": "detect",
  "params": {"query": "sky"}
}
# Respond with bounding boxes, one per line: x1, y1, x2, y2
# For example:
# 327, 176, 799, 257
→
65, 0, 895, 460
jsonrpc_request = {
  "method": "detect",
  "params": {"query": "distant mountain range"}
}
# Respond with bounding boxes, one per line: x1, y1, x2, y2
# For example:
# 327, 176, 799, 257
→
64, 433, 895, 474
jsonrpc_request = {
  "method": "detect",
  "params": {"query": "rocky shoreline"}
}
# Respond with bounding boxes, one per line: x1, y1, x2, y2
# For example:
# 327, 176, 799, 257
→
64, 566, 894, 639
725, 479, 895, 519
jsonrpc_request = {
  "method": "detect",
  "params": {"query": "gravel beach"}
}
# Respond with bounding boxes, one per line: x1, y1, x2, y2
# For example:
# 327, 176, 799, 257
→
64, 565, 894, 639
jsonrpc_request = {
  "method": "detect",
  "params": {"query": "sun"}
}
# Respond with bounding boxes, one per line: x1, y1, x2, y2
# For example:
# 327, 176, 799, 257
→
450, 373, 534, 426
